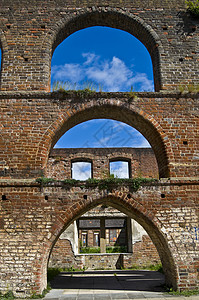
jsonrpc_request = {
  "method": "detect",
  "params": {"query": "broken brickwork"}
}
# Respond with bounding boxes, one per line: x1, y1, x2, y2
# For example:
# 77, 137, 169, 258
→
47, 148, 159, 180
0, 0, 198, 297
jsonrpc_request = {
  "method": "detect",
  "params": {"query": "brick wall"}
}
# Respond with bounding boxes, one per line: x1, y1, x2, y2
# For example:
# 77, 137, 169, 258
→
49, 234, 161, 269
46, 148, 159, 180
48, 239, 83, 269
0, 93, 198, 179
0, 1, 198, 91
0, 180, 198, 296
0, 0, 198, 297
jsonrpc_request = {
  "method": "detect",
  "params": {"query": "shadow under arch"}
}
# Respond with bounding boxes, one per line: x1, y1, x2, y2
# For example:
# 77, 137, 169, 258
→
39, 101, 172, 178
0, 30, 7, 90
50, 8, 163, 91
47, 194, 177, 290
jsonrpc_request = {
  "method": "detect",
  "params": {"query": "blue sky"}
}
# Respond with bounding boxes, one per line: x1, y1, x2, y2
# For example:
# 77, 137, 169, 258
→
55, 119, 150, 148
51, 26, 154, 92
52, 26, 152, 152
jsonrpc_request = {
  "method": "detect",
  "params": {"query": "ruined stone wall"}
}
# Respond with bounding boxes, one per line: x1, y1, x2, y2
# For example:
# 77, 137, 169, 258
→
131, 235, 161, 266
0, 0, 198, 91
0, 0, 198, 297
47, 148, 159, 180
49, 235, 161, 269
0, 180, 198, 296
0, 93, 198, 180
48, 239, 83, 269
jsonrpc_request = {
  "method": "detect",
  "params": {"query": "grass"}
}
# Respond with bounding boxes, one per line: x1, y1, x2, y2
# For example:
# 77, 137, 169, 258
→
122, 263, 163, 273
30, 284, 51, 299
106, 246, 127, 253
52, 80, 99, 92
178, 83, 199, 93
166, 287, 199, 296
80, 246, 100, 253
79, 245, 127, 253
0, 291, 15, 300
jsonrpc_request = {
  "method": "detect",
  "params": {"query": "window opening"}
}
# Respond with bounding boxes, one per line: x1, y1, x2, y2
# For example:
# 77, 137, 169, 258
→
110, 160, 130, 178
93, 231, 100, 247
71, 161, 92, 180
81, 232, 88, 247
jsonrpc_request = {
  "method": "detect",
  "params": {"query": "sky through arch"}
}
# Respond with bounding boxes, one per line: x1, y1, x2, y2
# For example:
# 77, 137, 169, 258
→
54, 119, 150, 149
54, 119, 151, 180
51, 26, 154, 92
52, 27, 153, 177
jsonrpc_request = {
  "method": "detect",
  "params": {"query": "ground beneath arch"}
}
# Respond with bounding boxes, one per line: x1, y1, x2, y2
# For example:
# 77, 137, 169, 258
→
44, 269, 176, 299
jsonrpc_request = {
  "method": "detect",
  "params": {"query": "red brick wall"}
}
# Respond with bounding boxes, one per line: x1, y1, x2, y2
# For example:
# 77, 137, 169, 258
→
0, 181, 198, 296
132, 235, 161, 266
0, 94, 198, 179
0, 1, 198, 91
0, 0, 198, 296
46, 148, 159, 180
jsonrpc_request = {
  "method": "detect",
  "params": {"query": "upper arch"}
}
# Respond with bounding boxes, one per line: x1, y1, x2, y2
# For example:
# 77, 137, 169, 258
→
37, 99, 173, 178
48, 8, 163, 91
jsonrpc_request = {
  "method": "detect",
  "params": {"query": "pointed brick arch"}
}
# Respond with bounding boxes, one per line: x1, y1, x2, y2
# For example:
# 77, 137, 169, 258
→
36, 191, 177, 294
37, 99, 173, 178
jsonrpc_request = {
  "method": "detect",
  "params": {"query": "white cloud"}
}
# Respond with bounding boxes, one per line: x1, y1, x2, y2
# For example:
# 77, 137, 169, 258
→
85, 56, 134, 92
82, 52, 99, 65
51, 63, 83, 82
128, 136, 151, 148
110, 161, 129, 178
72, 162, 91, 180
51, 53, 154, 92
130, 73, 154, 92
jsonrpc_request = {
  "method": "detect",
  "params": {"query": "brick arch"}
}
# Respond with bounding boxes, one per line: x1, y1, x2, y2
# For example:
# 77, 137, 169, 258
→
37, 192, 177, 293
48, 7, 163, 91
37, 100, 173, 178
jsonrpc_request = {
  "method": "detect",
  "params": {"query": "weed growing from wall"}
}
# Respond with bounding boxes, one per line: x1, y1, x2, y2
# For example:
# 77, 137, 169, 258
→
186, 0, 199, 17
36, 177, 156, 192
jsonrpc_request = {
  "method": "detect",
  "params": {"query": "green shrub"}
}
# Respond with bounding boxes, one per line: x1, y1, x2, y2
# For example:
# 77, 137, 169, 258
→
36, 177, 156, 193
106, 246, 127, 253
0, 291, 15, 299
186, 0, 199, 17
36, 177, 55, 184
167, 287, 199, 296
80, 247, 100, 253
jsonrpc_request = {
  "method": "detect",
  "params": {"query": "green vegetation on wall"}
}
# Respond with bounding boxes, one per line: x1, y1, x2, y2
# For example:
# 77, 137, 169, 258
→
186, 0, 199, 17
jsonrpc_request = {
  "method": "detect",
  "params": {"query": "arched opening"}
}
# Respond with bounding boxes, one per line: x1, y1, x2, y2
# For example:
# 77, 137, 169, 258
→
50, 10, 162, 91
46, 118, 159, 180
51, 26, 154, 92
43, 104, 171, 179
44, 195, 177, 296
